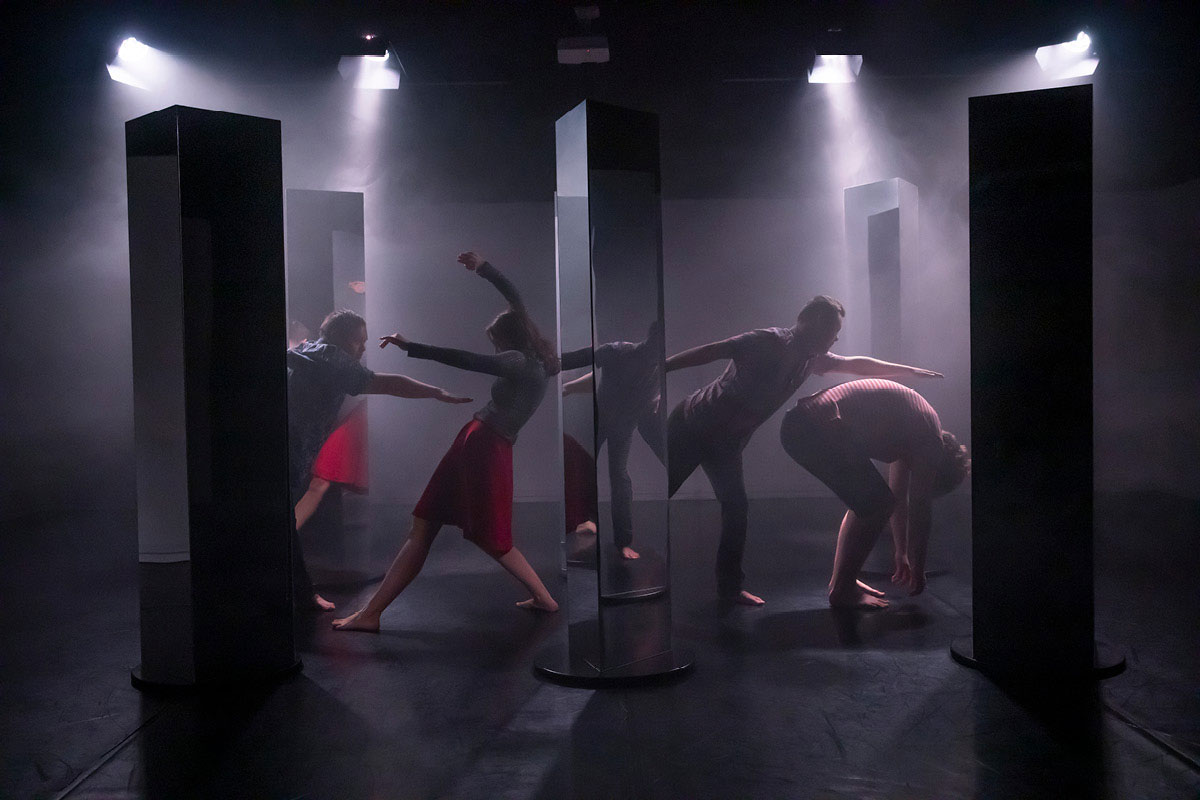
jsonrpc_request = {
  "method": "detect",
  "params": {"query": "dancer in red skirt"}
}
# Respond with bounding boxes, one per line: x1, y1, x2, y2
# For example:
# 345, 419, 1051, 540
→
333, 252, 560, 632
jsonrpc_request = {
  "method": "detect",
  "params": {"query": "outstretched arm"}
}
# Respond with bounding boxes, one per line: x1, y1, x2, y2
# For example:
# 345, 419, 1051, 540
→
563, 371, 595, 396
379, 333, 525, 379
665, 339, 736, 373
814, 353, 943, 379
366, 373, 473, 404
458, 251, 526, 314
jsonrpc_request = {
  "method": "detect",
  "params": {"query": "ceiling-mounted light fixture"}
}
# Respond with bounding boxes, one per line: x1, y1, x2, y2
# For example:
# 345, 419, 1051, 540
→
1035, 31, 1099, 79
338, 33, 404, 89
808, 54, 863, 84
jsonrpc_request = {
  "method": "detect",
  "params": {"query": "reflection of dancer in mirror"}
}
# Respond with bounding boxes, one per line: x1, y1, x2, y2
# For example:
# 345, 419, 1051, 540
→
561, 320, 666, 559
666, 296, 943, 606
780, 379, 970, 609
288, 319, 311, 349
334, 252, 561, 632
288, 310, 473, 612
291, 402, 367, 537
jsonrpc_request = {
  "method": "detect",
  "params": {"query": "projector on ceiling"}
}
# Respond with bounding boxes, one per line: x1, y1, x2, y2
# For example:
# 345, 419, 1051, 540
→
557, 35, 609, 64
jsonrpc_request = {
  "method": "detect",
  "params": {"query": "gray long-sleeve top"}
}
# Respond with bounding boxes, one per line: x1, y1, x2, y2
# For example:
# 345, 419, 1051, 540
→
561, 339, 662, 438
405, 262, 547, 442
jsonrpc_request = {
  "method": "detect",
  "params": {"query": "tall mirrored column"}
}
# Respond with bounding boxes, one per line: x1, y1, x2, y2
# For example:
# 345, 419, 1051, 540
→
843, 178, 918, 360
285, 190, 371, 584
536, 100, 692, 686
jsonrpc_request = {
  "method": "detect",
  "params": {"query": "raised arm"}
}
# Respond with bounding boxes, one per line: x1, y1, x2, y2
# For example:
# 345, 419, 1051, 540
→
366, 373, 473, 404
814, 353, 943, 379
459, 252, 526, 314
380, 333, 527, 379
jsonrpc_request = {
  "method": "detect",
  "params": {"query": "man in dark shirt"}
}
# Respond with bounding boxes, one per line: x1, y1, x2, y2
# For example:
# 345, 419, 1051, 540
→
287, 310, 471, 611
780, 379, 970, 608
666, 296, 943, 605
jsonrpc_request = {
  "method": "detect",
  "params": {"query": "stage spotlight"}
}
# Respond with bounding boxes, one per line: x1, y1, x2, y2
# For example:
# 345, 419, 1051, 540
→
107, 36, 168, 90
338, 52, 401, 89
117, 37, 152, 62
338, 34, 402, 89
1035, 31, 1098, 79
808, 54, 863, 84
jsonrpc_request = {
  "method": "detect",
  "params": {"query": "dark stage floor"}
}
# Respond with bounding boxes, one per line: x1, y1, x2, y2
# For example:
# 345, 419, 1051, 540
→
1, 496, 1197, 799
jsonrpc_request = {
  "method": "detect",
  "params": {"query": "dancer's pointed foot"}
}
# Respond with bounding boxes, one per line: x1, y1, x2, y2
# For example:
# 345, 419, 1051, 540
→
619, 546, 640, 560
331, 608, 381, 632
855, 579, 886, 598
516, 596, 559, 612
732, 590, 765, 606
313, 593, 336, 611
829, 586, 889, 610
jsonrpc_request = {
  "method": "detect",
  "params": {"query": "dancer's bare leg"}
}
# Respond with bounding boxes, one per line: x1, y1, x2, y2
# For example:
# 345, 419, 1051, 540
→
294, 477, 336, 610
494, 547, 558, 612
333, 518, 442, 631
294, 477, 332, 530
828, 509, 889, 609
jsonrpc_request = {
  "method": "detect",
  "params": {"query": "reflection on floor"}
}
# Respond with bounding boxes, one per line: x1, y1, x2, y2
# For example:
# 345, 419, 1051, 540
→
1, 495, 1197, 799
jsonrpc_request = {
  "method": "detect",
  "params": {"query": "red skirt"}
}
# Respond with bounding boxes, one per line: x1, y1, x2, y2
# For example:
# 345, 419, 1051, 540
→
312, 405, 368, 493
413, 418, 514, 556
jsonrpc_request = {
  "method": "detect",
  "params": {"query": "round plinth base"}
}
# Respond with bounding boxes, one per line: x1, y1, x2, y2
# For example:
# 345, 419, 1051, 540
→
601, 585, 667, 604
950, 636, 1126, 681
131, 659, 303, 694
534, 645, 694, 688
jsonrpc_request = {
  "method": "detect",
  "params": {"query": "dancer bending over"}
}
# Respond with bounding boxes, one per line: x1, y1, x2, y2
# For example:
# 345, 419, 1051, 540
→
334, 252, 560, 632
288, 310, 472, 611
779, 378, 970, 609
665, 296, 942, 606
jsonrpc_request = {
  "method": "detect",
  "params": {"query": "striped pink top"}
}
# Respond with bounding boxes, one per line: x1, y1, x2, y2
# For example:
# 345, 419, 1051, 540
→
790, 379, 941, 464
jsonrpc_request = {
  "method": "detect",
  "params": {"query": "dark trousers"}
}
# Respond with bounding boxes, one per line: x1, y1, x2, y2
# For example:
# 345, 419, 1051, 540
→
602, 407, 667, 548
667, 403, 751, 597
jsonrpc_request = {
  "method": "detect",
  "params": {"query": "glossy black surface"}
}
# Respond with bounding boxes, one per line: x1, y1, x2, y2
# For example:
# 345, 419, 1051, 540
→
2, 496, 1197, 799
970, 85, 1095, 678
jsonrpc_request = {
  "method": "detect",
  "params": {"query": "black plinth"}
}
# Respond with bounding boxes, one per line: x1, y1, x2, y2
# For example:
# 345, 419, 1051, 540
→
131, 659, 302, 694
950, 636, 1126, 681
968, 85, 1117, 679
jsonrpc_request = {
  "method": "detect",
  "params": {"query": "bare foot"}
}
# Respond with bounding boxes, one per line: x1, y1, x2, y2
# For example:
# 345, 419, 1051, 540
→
620, 546, 640, 560
574, 521, 597, 535
331, 608, 381, 632
829, 587, 889, 610
856, 579, 886, 598
732, 590, 765, 606
313, 593, 336, 611
516, 597, 559, 612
